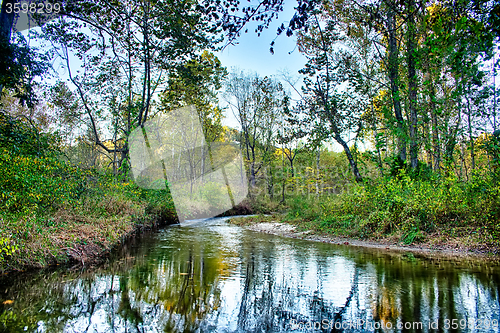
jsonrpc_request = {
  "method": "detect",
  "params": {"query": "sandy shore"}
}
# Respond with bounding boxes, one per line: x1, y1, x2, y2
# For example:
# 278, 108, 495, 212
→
240, 220, 500, 260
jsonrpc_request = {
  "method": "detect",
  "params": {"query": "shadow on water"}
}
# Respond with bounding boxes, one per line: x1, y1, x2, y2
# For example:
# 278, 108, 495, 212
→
0, 216, 500, 332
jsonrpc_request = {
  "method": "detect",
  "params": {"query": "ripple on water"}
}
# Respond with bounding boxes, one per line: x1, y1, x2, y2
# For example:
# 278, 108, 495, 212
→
1, 217, 500, 332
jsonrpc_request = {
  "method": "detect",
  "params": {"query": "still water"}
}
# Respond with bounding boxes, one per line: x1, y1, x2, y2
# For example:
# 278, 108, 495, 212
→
1, 217, 500, 332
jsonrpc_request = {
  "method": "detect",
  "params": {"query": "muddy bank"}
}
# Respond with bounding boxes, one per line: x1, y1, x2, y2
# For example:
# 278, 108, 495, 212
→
0, 210, 178, 275
64, 214, 178, 269
231, 218, 500, 260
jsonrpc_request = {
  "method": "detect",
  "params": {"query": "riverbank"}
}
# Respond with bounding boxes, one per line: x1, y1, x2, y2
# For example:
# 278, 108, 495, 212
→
229, 214, 500, 259
0, 210, 177, 274
0, 181, 178, 273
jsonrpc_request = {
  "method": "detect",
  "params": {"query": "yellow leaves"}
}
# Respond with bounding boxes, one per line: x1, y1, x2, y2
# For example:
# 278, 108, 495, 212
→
305, 166, 315, 173
0, 237, 18, 263
274, 148, 291, 158
427, 3, 443, 17
475, 132, 492, 147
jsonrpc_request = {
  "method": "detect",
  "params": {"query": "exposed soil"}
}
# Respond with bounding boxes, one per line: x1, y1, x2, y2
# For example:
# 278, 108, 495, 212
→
235, 219, 500, 261
62, 213, 178, 269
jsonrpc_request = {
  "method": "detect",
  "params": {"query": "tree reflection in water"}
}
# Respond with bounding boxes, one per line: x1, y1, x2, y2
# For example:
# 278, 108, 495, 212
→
1, 218, 500, 332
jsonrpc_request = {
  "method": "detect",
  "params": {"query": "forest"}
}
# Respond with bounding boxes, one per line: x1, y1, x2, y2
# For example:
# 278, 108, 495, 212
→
0, 0, 499, 271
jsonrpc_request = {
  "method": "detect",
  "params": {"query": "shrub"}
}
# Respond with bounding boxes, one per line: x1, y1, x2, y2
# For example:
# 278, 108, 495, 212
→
283, 168, 500, 245
0, 150, 88, 212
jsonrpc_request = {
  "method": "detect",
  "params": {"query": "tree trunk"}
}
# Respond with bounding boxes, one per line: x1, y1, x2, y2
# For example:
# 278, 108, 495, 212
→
430, 92, 441, 173
371, 101, 384, 177
387, 1, 406, 163
422, 119, 431, 168
334, 134, 363, 183
0, 0, 15, 95
444, 111, 461, 175
281, 151, 285, 203
460, 141, 468, 181
267, 165, 274, 198
250, 144, 257, 188
316, 148, 320, 196
466, 92, 475, 170
422, 30, 441, 173
407, 0, 418, 170
250, 161, 256, 188
0, 0, 14, 41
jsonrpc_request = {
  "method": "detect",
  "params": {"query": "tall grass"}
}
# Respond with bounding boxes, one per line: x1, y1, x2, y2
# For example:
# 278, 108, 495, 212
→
283, 168, 500, 246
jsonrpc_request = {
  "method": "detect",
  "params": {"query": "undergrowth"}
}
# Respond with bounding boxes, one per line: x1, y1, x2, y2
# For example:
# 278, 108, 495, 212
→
0, 166, 177, 272
284, 169, 500, 247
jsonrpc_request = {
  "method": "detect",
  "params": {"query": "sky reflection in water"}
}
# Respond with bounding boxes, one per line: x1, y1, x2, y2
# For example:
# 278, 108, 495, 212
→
1, 217, 500, 332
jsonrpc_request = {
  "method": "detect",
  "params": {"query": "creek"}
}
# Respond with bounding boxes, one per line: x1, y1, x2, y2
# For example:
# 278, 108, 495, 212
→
0, 216, 499, 332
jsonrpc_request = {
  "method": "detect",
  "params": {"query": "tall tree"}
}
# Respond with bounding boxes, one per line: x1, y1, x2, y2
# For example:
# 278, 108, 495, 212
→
406, 0, 419, 169
297, 10, 364, 182
224, 71, 286, 188
41, 0, 220, 174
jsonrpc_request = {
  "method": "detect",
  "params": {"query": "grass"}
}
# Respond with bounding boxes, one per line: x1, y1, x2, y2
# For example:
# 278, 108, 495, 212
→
0, 171, 177, 272
0, 112, 180, 272
228, 214, 280, 226
231, 169, 500, 254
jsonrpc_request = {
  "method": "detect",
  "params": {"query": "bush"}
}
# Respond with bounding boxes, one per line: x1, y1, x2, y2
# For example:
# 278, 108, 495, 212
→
0, 150, 88, 212
0, 110, 59, 157
284, 168, 500, 245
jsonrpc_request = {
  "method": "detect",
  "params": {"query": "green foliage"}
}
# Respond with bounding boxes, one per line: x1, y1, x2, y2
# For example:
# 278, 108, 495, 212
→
141, 188, 177, 224
480, 131, 500, 180
0, 104, 89, 213
0, 237, 18, 263
285, 168, 500, 245
0, 150, 88, 212
160, 51, 227, 143
0, 110, 59, 157
0, 33, 49, 108
0, 169, 178, 271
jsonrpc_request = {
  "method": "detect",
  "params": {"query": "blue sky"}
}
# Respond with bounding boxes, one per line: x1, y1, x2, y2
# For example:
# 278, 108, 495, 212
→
215, 16, 307, 79
215, 3, 309, 128
213, 8, 350, 151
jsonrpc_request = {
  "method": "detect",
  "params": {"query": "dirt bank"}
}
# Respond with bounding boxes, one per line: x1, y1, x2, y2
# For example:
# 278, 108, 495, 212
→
0, 209, 178, 274
232, 217, 500, 260
62, 214, 178, 269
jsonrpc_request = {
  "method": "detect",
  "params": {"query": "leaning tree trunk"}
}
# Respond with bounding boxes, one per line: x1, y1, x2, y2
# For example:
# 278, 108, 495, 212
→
387, 1, 406, 163
334, 134, 363, 183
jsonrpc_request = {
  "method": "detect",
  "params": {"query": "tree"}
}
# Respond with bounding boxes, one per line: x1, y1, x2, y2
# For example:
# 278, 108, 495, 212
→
41, 0, 220, 175
419, 0, 496, 174
224, 71, 286, 189
296, 11, 364, 182
277, 99, 306, 181
160, 50, 227, 144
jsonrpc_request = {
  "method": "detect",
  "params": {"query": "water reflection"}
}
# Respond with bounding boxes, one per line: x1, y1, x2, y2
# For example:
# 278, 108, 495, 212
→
1, 217, 500, 332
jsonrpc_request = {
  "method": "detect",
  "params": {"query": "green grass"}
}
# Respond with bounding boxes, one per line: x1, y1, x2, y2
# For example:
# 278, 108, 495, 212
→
0, 167, 177, 272
256, 169, 500, 249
